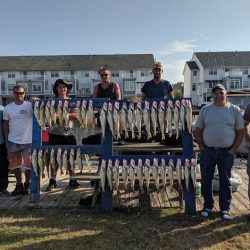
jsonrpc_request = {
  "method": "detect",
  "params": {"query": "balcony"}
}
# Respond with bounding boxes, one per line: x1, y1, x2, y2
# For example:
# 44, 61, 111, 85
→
225, 71, 243, 77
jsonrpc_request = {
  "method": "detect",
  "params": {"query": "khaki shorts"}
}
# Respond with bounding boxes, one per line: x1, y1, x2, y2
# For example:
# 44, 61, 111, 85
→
6, 141, 32, 170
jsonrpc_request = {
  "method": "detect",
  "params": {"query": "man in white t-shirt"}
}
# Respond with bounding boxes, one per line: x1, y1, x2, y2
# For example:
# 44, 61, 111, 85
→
3, 85, 33, 196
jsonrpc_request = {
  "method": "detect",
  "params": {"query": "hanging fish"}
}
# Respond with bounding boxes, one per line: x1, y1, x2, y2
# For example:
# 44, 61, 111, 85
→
39, 100, 45, 130
62, 149, 68, 172
128, 102, 135, 140
100, 102, 108, 138
143, 101, 152, 140
107, 102, 114, 135
180, 99, 186, 132
173, 100, 180, 139
176, 158, 182, 186
45, 100, 51, 129
56, 147, 63, 175
113, 101, 121, 140
184, 159, 190, 190
160, 158, 167, 188
50, 99, 57, 127
152, 158, 160, 191
69, 148, 75, 172
33, 100, 40, 125
86, 100, 94, 129
57, 100, 64, 127
190, 158, 197, 188
158, 101, 166, 141
185, 99, 192, 134
144, 159, 151, 192
129, 159, 136, 192
43, 148, 50, 178
137, 158, 144, 191
135, 102, 143, 140
122, 159, 129, 191
107, 159, 113, 191
168, 158, 174, 191
76, 100, 82, 125
80, 100, 87, 128
113, 159, 120, 192
76, 147, 83, 173
151, 101, 158, 137
32, 149, 39, 177
99, 159, 107, 192
50, 147, 57, 174
120, 101, 129, 139
63, 100, 70, 129
166, 100, 173, 137
38, 149, 45, 179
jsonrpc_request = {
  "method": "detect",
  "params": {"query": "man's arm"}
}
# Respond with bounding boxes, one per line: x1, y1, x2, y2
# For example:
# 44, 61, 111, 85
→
228, 128, 244, 155
3, 120, 9, 143
244, 120, 250, 149
195, 127, 205, 150
168, 91, 174, 98
92, 85, 98, 98
114, 83, 121, 100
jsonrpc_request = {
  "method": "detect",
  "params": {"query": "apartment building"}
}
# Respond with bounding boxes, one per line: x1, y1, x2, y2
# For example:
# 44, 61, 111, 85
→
183, 51, 250, 106
0, 54, 155, 105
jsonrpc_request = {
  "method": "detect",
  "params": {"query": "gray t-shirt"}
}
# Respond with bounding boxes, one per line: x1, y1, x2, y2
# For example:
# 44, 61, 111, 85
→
196, 103, 244, 148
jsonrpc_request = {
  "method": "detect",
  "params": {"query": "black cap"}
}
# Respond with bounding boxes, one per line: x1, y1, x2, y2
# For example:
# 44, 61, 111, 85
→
212, 84, 226, 93
53, 79, 73, 96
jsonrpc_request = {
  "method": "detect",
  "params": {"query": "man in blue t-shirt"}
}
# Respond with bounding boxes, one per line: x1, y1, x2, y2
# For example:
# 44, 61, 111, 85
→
141, 63, 174, 99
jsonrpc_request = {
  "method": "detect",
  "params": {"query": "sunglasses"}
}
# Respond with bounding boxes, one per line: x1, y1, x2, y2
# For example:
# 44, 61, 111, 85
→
15, 92, 25, 96
101, 74, 108, 77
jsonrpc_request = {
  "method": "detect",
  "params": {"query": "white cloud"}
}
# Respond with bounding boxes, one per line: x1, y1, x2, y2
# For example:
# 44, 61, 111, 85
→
161, 60, 186, 83
157, 40, 197, 54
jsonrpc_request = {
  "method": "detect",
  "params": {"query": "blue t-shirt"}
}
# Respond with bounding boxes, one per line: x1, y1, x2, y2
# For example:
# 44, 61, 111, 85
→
141, 80, 173, 98
0, 105, 4, 144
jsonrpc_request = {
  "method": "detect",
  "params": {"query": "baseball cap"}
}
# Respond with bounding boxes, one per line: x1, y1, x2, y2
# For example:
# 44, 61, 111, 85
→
212, 84, 226, 93
153, 63, 163, 70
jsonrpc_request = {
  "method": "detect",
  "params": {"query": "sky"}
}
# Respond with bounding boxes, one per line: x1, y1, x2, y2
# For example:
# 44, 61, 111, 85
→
0, 0, 250, 83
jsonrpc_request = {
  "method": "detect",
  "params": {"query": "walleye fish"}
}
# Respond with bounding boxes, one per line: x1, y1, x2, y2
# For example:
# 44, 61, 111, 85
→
173, 100, 180, 139
107, 102, 114, 135
86, 100, 94, 129
39, 100, 45, 130
166, 100, 173, 137
190, 158, 197, 188
144, 159, 151, 192
34, 100, 40, 125
45, 100, 51, 128
50, 99, 57, 127
137, 159, 144, 191
143, 101, 152, 140
168, 159, 174, 191
63, 100, 70, 129
107, 159, 113, 191
151, 101, 158, 137
32, 149, 39, 177
99, 159, 107, 192
185, 99, 192, 134
76, 100, 82, 125
100, 102, 108, 138
180, 99, 186, 132
152, 158, 160, 191
129, 159, 136, 192
160, 158, 167, 188
43, 148, 50, 178
80, 100, 87, 128
158, 101, 166, 141
76, 147, 83, 173
176, 158, 182, 186
120, 102, 129, 139
128, 102, 135, 140
122, 159, 129, 191
184, 159, 190, 190
135, 102, 143, 140
56, 147, 63, 175
69, 148, 75, 172
50, 147, 57, 174
113, 101, 121, 140
38, 149, 45, 179
113, 159, 120, 192
62, 149, 68, 172
57, 100, 64, 127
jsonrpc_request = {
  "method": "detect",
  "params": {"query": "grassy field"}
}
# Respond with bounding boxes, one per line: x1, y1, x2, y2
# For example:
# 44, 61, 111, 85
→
0, 208, 249, 250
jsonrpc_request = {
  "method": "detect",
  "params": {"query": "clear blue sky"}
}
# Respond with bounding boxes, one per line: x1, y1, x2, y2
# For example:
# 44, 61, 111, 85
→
1, 0, 249, 83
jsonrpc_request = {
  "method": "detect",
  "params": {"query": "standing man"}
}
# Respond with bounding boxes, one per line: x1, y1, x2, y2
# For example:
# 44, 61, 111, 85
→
243, 103, 250, 208
92, 66, 121, 100
195, 84, 244, 220
0, 104, 9, 196
141, 63, 174, 99
3, 85, 33, 196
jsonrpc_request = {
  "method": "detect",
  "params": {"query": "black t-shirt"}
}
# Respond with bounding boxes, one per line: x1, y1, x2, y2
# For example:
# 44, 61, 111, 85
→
97, 82, 116, 100
141, 80, 173, 98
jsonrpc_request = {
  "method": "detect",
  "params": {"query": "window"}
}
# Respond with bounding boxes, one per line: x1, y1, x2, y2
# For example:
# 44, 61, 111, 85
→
8, 73, 15, 78
193, 70, 197, 76
8, 83, 15, 91
124, 80, 135, 91
129, 70, 134, 78
111, 70, 119, 77
51, 71, 59, 77
243, 81, 249, 88
141, 70, 149, 77
242, 68, 248, 75
209, 69, 217, 75
32, 82, 42, 92
192, 84, 196, 91
230, 79, 240, 89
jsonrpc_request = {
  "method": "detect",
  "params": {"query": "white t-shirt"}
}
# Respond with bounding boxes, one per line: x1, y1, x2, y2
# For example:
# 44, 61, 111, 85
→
3, 101, 33, 144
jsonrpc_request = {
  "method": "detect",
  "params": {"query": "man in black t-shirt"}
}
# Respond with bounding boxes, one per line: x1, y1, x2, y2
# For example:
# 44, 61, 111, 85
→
141, 63, 174, 99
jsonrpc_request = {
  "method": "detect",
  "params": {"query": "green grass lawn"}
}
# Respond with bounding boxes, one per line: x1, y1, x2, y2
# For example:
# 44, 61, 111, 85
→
0, 208, 249, 250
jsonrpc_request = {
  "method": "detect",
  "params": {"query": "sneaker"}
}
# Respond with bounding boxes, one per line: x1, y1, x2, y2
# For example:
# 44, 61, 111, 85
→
221, 211, 232, 220
46, 178, 57, 192
23, 182, 30, 195
11, 183, 24, 196
69, 179, 80, 189
201, 208, 212, 218
0, 190, 10, 197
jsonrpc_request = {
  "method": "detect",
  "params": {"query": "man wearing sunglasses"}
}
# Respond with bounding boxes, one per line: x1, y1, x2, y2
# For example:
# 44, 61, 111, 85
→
92, 67, 121, 100
141, 63, 174, 99
3, 85, 33, 196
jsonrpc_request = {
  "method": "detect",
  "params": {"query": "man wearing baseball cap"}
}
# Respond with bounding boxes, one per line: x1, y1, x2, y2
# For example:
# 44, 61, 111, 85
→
141, 62, 174, 99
